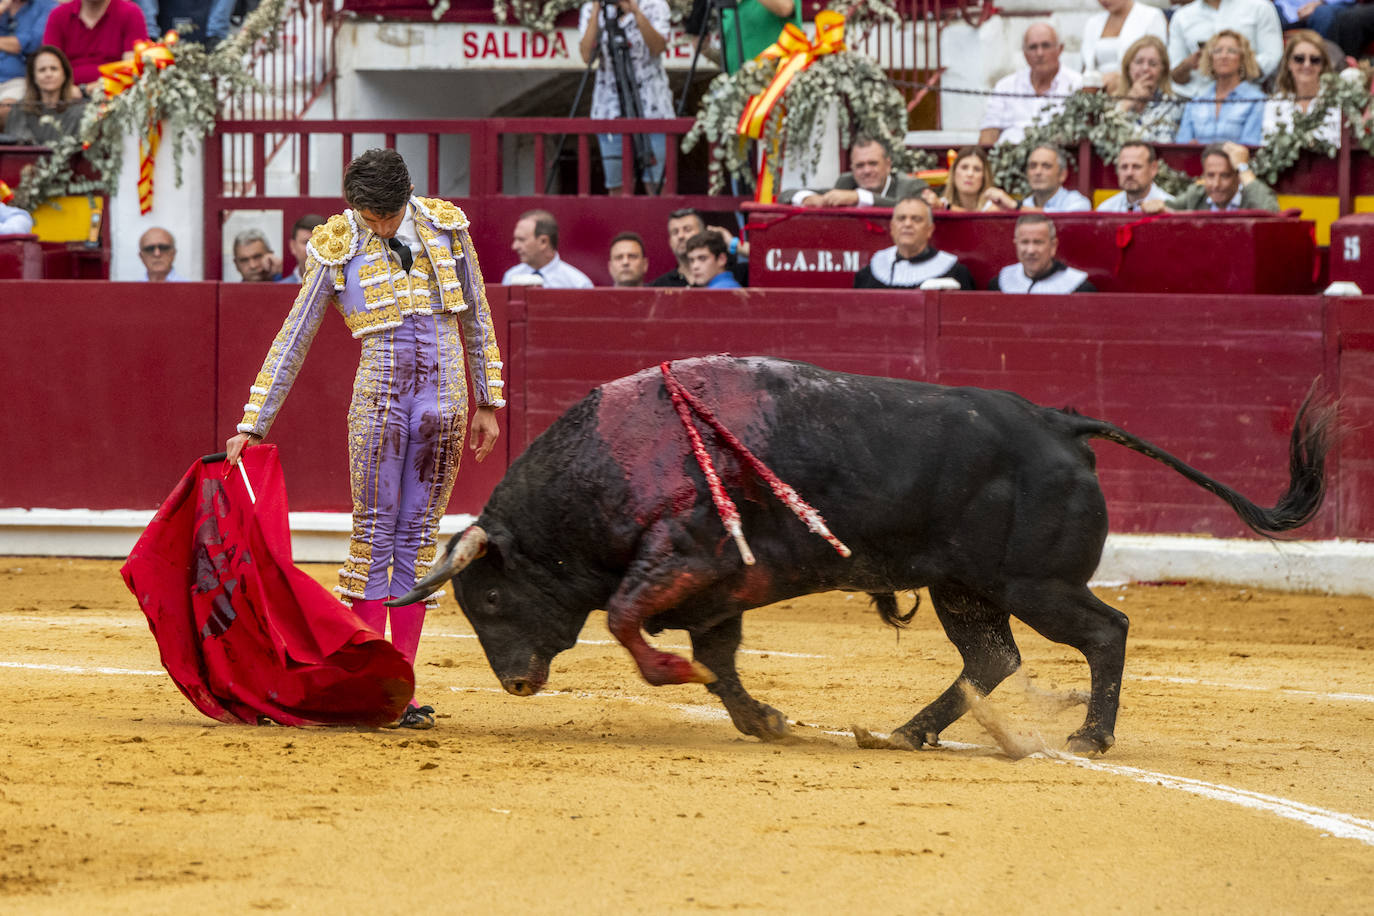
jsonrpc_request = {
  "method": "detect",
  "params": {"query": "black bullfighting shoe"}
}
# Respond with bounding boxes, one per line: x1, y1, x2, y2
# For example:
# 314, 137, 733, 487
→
394, 704, 435, 730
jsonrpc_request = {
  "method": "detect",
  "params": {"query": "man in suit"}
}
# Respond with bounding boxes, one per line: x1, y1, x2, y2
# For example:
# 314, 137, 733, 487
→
783, 136, 927, 209
1167, 142, 1279, 213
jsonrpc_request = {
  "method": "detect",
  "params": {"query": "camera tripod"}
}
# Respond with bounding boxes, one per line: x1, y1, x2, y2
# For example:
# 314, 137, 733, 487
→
545, 0, 659, 194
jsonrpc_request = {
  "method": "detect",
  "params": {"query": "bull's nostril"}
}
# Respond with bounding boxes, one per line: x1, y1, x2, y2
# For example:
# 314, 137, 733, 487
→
507, 679, 532, 696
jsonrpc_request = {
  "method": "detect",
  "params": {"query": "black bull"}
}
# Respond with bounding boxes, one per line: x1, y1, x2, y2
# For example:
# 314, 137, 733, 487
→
393, 356, 1332, 753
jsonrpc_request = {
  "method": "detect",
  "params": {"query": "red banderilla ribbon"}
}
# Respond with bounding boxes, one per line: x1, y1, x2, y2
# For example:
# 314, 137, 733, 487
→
661, 360, 852, 565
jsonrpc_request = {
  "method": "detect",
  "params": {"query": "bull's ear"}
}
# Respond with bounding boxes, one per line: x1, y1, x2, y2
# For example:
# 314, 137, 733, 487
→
481, 526, 508, 569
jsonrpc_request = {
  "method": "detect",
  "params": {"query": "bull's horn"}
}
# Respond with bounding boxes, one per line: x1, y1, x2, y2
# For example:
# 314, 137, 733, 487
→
384, 526, 489, 607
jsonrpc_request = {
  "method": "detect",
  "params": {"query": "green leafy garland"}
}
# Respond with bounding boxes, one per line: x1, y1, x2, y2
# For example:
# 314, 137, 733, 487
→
987, 69, 1374, 198
683, 50, 931, 194
988, 90, 1192, 196
1250, 69, 1373, 186
13, 0, 289, 211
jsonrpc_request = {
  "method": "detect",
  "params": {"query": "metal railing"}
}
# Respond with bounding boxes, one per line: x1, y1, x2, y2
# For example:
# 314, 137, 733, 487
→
203, 117, 748, 278
218, 0, 342, 195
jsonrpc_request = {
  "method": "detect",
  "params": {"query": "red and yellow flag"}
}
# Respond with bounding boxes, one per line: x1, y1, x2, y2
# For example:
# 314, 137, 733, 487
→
98, 33, 178, 214
736, 12, 846, 203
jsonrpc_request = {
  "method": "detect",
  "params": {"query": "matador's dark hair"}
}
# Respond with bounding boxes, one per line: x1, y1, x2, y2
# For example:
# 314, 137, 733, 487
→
343, 149, 412, 215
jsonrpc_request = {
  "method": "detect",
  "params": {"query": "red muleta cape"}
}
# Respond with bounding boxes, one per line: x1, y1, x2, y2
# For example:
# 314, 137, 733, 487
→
121, 445, 414, 726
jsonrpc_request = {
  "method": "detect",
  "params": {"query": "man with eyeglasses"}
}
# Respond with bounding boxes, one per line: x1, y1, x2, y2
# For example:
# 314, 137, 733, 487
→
137, 226, 185, 282
1167, 0, 1281, 97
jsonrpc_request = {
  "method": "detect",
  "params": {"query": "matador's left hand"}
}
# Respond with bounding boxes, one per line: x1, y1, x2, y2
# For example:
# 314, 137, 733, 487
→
471, 406, 500, 462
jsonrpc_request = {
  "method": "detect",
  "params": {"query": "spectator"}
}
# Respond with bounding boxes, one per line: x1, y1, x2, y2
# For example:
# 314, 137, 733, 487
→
1020, 144, 1092, 212
0, 198, 33, 233
232, 228, 281, 282
853, 195, 974, 290
42, 0, 146, 90
782, 136, 929, 208
697, 0, 802, 75
933, 147, 1016, 212
1175, 30, 1266, 145
0, 0, 57, 115
683, 230, 740, 288
607, 231, 649, 287
1168, 0, 1281, 98
278, 212, 324, 284
1167, 141, 1280, 211
4, 44, 82, 144
1325, 4, 1374, 57
1080, 0, 1167, 95
1274, 0, 1352, 36
132, 0, 233, 43
648, 207, 747, 286
1097, 140, 1175, 212
578, 0, 673, 194
1263, 30, 1342, 147
136, 226, 185, 281
1113, 35, 1184, 143
501, 208, 593, 288
979, 23, 1083, 146
990, 214, 1096, 293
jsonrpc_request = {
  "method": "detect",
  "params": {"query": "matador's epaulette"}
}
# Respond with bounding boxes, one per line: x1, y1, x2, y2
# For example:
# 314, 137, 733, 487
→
413, 196, 470, 232
307, 212, 361, 265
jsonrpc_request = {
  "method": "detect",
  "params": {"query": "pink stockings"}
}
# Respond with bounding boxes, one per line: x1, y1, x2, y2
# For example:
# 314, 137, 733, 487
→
387, 599, 426, 668
350, 598, 426, 668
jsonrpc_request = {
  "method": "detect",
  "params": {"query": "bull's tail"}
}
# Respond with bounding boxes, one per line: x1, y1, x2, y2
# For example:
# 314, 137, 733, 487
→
1067, 387, 1336, 538
869, 592, 919, 629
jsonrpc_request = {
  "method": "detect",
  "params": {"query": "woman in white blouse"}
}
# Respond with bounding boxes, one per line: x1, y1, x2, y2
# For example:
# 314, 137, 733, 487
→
1081, 0, 1169, 95
1262, 30, 1343, 147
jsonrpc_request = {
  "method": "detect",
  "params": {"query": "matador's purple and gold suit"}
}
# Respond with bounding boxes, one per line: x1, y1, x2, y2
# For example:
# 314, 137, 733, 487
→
236, 196, 505, 611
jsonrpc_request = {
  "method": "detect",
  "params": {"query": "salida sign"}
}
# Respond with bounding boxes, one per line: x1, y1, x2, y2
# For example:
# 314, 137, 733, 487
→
455, 25, 697, 68
459, 26, 573, 63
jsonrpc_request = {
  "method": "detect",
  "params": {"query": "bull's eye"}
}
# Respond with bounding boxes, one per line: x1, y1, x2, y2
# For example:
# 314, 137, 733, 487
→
485, 589, 499, 607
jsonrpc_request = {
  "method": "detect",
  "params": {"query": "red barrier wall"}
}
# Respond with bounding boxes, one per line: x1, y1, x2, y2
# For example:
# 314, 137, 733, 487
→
2, 281, 1369, 539
0, 281, 219, 509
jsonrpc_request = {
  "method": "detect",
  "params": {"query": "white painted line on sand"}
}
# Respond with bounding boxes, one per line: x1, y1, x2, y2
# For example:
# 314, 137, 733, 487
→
1061, 757, 1374, 845
446, 682, 1374, 847
0, 660, 164, 676
1131, 674, 1374, 704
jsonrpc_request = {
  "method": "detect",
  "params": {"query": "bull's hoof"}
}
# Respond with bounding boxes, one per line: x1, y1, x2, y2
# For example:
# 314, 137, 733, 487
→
1066, 728, 1115, 755
728, 703, 790, 741
852, 726, 926, 751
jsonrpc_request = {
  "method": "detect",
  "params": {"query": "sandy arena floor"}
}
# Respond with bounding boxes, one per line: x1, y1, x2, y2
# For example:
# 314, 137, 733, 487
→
1, 557, 1372, 914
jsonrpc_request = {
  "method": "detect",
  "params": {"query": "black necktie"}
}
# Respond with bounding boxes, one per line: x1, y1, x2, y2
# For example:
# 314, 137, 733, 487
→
387, 236, 413, 273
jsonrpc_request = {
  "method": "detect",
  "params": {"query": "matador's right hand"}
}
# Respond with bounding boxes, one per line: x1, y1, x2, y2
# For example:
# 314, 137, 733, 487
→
225, 432, 261, 468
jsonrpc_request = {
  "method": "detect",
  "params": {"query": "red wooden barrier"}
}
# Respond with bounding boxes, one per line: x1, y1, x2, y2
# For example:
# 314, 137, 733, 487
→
503, 287, 1347, 538
744, 205, 1319, 294
1332, 297, 1374, 536
0, 281, 219, 509
1, 280, 1369, 540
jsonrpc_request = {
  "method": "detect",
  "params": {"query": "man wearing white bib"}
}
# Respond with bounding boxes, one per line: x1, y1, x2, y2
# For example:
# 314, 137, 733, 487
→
853, 196, 974, 290
990, 213, 1096, 293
